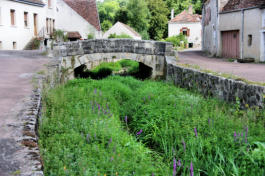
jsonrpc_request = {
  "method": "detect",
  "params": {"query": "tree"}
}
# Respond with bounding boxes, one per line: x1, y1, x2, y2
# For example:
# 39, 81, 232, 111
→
97, 0, 120, 31
126, 0, 150, 38
114, 7, 129, 24
146, 0, 169, 40
101, 20, 113, 32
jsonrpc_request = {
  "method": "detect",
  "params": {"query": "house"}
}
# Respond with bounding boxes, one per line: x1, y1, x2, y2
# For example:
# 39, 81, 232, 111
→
168, 6, 202, 48
102, 22, 142, 40
202, 0, 265, 62
0, 0, 101, 50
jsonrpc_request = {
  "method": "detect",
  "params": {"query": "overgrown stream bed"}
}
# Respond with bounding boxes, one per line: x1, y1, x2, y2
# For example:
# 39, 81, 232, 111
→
39, 75, 264, 176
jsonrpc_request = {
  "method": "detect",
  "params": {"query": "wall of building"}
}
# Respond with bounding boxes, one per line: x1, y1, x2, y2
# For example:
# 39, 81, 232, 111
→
102, 22, 141, 40
168, 22, 202, 46
219, 9, 262, 61
56, 0, 100, 39
202, 0, 219, 56
0, 0, 46, 50
260, 9, 265, 62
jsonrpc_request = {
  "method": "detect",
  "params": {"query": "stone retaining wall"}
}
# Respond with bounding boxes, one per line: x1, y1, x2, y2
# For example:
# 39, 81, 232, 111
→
166, 56, 265, 108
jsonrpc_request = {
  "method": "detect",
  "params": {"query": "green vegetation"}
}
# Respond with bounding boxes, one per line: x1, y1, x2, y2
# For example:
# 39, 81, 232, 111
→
97, 0, 202, 40
165, 34, 188, 48
40, 76, 265, 176
87, 33, 95, 39
108, 33, 132, 39
74, 59, 139, 79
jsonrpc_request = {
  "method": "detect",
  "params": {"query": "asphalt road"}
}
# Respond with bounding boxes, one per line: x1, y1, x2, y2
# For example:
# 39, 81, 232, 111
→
0, 50, 48, 176
178, 50, 265, 83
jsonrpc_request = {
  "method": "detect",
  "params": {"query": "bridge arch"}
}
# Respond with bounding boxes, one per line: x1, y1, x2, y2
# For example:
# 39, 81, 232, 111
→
54, 39, 176, 81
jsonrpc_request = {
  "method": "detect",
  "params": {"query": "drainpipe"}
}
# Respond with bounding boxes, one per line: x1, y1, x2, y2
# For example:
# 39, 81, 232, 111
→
241, 9, 245, 60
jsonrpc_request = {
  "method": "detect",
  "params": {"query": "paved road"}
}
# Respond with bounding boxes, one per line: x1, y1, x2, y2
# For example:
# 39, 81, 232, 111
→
0, 50, 48, 176
178, 50, 265, 83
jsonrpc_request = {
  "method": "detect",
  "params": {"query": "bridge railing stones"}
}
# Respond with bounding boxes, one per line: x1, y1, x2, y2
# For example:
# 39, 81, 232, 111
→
54, 39, 177, 80
54, 39, 175, 57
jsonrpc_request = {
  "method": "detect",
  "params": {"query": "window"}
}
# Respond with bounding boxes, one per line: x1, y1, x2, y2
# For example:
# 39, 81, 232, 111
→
183, 29, 188, 36
0, 41, 2, 49
13, 42, 17, 49
180, 27, 190, 37
46, 18, 49, 33
53, 19, 55, 31
48, 0, 52, 8
248, 35, 252, 46
10, 9, 15, 26
24, 12, 28, 27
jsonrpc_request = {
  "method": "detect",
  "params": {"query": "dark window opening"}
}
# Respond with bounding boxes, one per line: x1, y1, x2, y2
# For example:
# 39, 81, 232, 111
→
24, 12, 28, 27
188, 43, 193, 48
248, 35, 252, 46
182, 30, 187, 36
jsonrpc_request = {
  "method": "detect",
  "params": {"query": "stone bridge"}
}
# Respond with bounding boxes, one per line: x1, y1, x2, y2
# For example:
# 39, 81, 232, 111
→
54, 39, 177, 80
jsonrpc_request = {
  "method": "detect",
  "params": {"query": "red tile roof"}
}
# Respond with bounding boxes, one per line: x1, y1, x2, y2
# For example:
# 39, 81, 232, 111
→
67, 31, 82, 39
63, 0, 101, 31
169, 10, 201, 23
222, 0, 265, 12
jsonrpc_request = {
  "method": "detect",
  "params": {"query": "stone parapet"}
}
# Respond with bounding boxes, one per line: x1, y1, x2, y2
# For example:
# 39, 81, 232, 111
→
166, 56, 265, 108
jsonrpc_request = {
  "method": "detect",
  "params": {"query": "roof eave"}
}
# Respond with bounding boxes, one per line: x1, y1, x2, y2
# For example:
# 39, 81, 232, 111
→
221, 5, 263, 14
10, 0, 45, 7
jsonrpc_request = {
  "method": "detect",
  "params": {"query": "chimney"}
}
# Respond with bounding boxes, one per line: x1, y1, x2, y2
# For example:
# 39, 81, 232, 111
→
188, 5, 193, 14
171, 9, 174, 20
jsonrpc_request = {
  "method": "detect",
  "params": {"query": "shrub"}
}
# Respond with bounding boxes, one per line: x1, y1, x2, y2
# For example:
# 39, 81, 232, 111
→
108, 33, 132, 39
165, 34, 188, 47
87, 33, 94, 39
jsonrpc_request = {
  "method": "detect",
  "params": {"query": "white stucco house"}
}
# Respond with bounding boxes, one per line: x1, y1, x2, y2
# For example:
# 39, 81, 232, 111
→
0, 0, 101, 50
103, 22, 141, 40
168, 6, 202, 48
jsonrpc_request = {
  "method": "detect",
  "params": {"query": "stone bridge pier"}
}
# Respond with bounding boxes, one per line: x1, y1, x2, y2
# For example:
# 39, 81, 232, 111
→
54, 39, 177, 81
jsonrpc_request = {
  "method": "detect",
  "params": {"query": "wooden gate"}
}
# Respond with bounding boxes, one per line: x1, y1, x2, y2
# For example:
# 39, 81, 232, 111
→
221, 30, 240, 58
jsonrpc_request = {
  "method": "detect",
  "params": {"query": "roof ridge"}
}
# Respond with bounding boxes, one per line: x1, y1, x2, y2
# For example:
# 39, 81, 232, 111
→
117, 22, 141, 37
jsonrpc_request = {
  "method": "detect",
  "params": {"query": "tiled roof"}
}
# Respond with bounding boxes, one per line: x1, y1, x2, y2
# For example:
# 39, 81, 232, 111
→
67, 31, 82, 39
118, 22, 141, 37
63, 0, 101, 31
11, 0, 44, 6
222, 0, 265, 12
169, 10, 201, 23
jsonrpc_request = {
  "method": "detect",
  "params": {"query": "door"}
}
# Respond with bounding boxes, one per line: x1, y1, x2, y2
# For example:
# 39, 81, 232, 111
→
221, 30, 240, 58
34, 14, 37, 36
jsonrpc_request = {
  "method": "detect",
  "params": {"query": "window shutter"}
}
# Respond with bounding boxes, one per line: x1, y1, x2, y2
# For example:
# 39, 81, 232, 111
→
187, 28, 190, 37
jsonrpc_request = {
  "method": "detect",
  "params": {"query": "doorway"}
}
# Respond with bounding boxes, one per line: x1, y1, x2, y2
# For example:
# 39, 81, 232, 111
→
221, 30, 240, 58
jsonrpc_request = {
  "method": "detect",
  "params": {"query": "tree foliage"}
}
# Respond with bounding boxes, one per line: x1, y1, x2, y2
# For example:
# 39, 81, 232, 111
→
97, 0, 202, 39
146, 0, 169, 40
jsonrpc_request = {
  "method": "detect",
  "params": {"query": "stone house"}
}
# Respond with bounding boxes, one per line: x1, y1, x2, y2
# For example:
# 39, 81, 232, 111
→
0, 0, 101, 50
102, 21, 142, 40
202, 0, 265, 62
168, 6, 202, 48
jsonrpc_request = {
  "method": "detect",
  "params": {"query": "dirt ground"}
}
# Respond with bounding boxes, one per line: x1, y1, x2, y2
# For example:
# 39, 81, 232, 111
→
0, 50, 48, 176
178, 50, 265, 83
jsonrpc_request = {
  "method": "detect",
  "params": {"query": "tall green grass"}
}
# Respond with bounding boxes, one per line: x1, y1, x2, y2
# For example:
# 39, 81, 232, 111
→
39, 76, 265, 176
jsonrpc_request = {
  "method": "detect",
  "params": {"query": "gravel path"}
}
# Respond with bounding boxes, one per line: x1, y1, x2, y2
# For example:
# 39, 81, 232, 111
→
178, 50, 265, 83
0, 50, 48, 176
